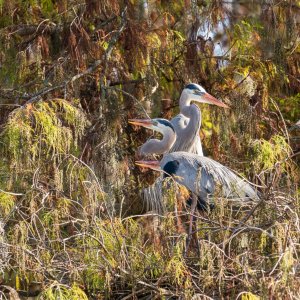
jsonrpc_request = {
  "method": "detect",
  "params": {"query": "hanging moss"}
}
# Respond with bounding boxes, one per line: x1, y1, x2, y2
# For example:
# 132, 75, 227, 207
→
38, 283, 88, 300
0, 192, 15, 217
0, 1, 299, 298
251, 134, 292, 171
0, 99, 89, 168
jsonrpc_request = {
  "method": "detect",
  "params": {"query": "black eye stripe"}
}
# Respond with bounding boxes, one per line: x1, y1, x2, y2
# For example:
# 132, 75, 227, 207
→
185, 83, 200, 90
155, 119, 175, 132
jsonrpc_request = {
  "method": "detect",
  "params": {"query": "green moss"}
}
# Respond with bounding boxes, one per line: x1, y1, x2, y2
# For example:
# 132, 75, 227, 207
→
251, 134, 291, 171
0, 192, 15, 217
0, 99, 88, 169
241, 293, 260, 300
38, 283, 88, 300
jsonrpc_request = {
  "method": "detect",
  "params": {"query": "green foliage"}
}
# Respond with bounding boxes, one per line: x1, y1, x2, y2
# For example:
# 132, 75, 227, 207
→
281, 247, 295, 284
233, 20, 262, 57
40, 0, 55, 17
251, 134, 291, 171
1, 99, 88, 168
0, 0, 299, 299
241, 293, 260, 300
38, 283, 88, 300
278, 93, 300, 123
165, 239, 189, 286
0, 192, 15, 217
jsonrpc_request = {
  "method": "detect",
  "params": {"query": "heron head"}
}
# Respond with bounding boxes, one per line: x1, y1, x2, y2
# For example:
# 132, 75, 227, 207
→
184, 83, 228, 108
128, 118, 175, 135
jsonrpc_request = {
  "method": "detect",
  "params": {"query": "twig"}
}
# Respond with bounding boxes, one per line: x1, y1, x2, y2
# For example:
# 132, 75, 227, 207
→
2, 242, 56, 280
25, 83, 66, 104
23, 6, 128, 105
0, 188, 23, 196
270, 97, 290, 145
116, 267, 174, 296
104, 86, 150, 119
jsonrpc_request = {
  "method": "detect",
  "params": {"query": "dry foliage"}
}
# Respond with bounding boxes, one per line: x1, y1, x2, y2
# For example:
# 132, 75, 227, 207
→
0, 0, 299, 299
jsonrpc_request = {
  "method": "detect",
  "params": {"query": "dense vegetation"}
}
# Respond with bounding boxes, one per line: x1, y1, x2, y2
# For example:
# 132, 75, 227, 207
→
0, 0, 299, 299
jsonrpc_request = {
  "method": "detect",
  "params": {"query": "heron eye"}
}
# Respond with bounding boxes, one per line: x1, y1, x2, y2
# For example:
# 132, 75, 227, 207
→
194, 90, 205, 96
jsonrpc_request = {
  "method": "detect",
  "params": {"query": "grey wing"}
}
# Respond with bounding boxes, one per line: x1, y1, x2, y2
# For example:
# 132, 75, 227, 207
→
162, 152, 259, 201
198, 157, 259, 200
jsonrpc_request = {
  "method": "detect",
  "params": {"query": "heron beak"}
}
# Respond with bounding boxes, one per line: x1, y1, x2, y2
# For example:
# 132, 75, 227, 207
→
135, 160, 161, 171
128, 119, 153, 129
200, 93, 229, 108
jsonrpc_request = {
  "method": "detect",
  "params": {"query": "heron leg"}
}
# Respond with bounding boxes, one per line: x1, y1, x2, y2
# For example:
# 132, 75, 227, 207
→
185, 193, 197, 255
175, 192, 187, 234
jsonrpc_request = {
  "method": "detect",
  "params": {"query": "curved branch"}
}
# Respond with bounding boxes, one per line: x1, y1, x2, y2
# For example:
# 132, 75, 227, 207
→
23, 6, 128, 105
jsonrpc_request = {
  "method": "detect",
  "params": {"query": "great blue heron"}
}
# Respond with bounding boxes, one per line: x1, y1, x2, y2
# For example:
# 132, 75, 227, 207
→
169, 83, 228, 156
129, 84, 228, 211
131, 118, 259, 209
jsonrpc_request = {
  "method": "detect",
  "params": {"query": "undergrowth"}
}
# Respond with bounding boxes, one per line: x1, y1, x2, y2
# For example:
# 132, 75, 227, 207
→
0, 0, 299, 299
0, 103, 299, 297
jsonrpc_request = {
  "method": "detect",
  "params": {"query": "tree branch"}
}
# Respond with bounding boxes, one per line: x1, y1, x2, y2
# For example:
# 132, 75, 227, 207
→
23, 6, 128, 105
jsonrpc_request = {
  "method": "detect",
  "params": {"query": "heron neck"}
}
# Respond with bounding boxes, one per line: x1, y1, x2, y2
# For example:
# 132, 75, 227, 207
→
186, 103, 201, 131
179, 91, 202, 137
140, 128, 176, 155
160, 128, 177, 153
179, 91, 193, 118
